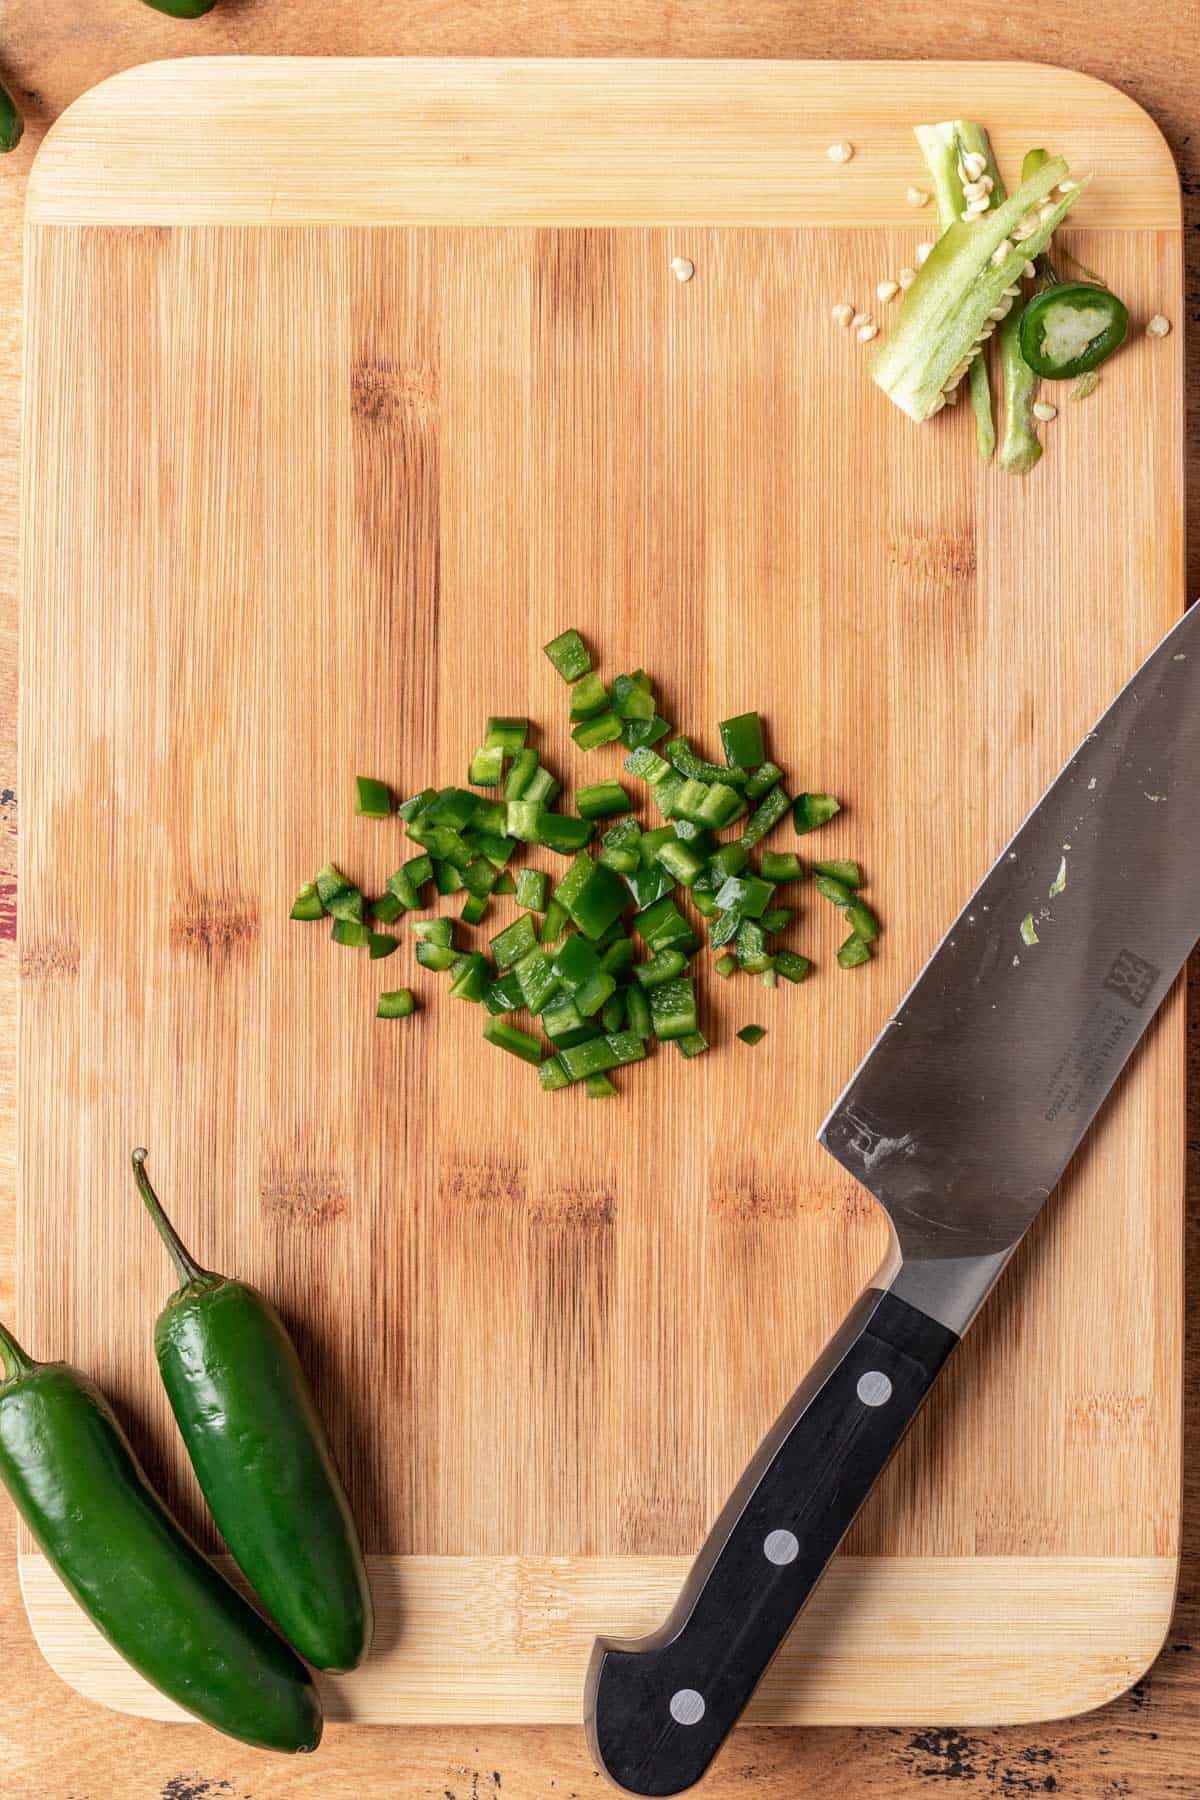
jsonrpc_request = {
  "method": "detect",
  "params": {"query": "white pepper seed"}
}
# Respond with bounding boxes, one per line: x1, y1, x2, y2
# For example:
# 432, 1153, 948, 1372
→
827, 141, 854, 163
1033, 401, 1057, 422
906, 185, 930, 207
1146, 314, 1172, 338
897, 266, 917, 288
876, 279, 900, 303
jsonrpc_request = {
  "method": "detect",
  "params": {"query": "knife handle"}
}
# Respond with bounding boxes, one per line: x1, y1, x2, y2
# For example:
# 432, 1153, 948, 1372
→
585, 1285, 958, 1796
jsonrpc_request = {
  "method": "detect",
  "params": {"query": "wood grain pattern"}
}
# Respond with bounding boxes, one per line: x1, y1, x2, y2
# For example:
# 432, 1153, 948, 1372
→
19, 1553, 1177, 1726
27, 58, 1180, 229
16, 60, 1186, 1738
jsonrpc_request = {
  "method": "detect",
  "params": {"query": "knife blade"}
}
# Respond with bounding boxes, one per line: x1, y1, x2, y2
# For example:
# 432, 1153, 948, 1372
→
587, 603, 1200, 1796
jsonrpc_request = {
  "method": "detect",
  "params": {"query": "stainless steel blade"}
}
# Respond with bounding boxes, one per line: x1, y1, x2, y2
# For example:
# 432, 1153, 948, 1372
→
819, 603, 1200, 1334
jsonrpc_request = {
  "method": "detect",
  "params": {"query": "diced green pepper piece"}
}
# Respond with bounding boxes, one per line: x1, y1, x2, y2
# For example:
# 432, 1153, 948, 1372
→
719, 711, 766, 768
413, 917, 454, 946
543, 628, 591, 683
569, 672, 610, 721
469, 830, 518, 868
837, 933, 872, 969
540, 898, 568, 943
812, 859, 862, 888
316, 863, 363, 923
665, 737, 748, 788
625, 863, 675, 910
558, 1039, 619, 1082
601, 989, 627, 1033
377, 988, 416, 1019
605, 1030, 647, 1066
535, 812, 594, 854
624, 745, 672, 785
427, 786, 481, 830
513, 947, 562, 1013
449, 951, 490, 1001
736, 919, 774, 974
671, 820, 715, 853
600, 841, 640, 876
566, 859, 629, 940
745, 762, 784, 801
461, 858, 501, 898
523, 766, 560, 807
290, 882, 324, 921
625, 983, 652, 1038
576, 780, 632, 820
506, 800, 541, 843
710, 841, 750, 880
370, 891, 405, 925
814, 873, 856, 908
504, 747, 539, 801
599, 936, 635, 976
760, 852, 805, 883
331, 918, 371, 948
539, 1056, 571, 1091
485, 717, 530, 754
585, 1071, 619, 1098
541, 992, 597, 1048
740, 784, 791, 849
493, 871, 517, 896
472, 799, 509, 835
654, 838, 705, 888
404, 853, 435, 891
369, 931, 401, 960
675, 1031, 709, 1059
654, 772, 686, 820
690, 889, 718, 920
355, 775, 393, 818
793, 792, 841, 834
610, 671, 656, 722
490, 912, 540, 969
576, 969, 617, 1018
397, 787, 436, 823
484, 969, 524, 1014
737, 1024, 767, 1046
416, 940, 458, 972
552, 851, 594, 913
762, 968, 779, 990
461, 894, 490, 926
516, 868, 549, 912
847, 900, 880, 942
649, 976, 698, 1041
572, 712, 623, 752
553, 934, 602, 988
622, 714, 671, 750
759, 907, 794, 934
714, 953, 738, 979
634, 948, 687, 988
483, 1016, 544, 1063
715, 874, 775, 919
634, 895, 690, 951
469, 745, 505, 788
435, 861, 465, 896
708, 908, 742, 950
774, 949, 812, 984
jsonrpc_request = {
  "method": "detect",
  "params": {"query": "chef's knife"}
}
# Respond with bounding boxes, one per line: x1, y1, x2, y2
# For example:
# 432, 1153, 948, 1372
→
587, 602, 1200, 1796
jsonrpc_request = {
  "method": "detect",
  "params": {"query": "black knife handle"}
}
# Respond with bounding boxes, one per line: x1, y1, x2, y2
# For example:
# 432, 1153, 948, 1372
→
585, 1286, 959, 1796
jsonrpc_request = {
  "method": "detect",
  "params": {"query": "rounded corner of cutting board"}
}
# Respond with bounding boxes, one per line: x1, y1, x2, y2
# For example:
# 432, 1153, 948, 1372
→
17, 1552, 1182, 1727
1006, 57, 1182, 213
23, 55, 1183, 228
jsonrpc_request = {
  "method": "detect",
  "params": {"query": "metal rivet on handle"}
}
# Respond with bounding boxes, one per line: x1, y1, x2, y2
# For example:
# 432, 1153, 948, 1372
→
763, 1529, 800, 1565
857, 1370, 892, 1406
669, 1689, 706, 1726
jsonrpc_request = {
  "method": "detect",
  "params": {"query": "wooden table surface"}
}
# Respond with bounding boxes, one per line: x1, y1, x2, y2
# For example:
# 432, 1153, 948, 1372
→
0, 8, 1195, 1798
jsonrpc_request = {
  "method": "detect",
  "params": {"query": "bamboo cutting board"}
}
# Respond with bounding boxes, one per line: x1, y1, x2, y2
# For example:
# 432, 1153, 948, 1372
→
19, 59, 1184, 1730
